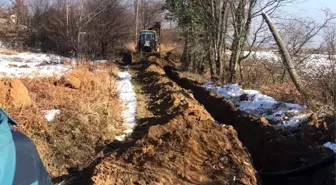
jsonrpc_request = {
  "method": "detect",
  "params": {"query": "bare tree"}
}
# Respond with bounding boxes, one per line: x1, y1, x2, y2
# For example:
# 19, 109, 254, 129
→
27, 0, 134, 57
324, 23, 336, 60
262, 12, 307, 96
166, 0, 294, 82
267, 10, 336, 84
139, 0, 164, 30
316, 23, 336, 113
279, 10, 336, 58
86, 0, 133, 57
11, 0, 28, 25
228, 0, 294, 83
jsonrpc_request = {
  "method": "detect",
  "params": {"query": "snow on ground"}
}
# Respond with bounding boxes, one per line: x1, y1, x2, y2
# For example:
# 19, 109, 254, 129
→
204, 82, 310, 128
242, 50, 335, 74
243, 50, 280, 61
115, 70, 137, 141
323, 142, 336, 153
42, 110, 61, 122
0, 52, 74, 79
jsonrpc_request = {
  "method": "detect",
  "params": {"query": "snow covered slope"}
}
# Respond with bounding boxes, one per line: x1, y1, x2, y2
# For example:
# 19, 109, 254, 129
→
0, 52, 74, 78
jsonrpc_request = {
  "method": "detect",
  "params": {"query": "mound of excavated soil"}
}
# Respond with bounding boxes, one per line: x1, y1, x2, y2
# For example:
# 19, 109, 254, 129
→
0, 78, 31, 107
91, 63, 259, 185
145, 64, 166, 75
57, 66, 109, 91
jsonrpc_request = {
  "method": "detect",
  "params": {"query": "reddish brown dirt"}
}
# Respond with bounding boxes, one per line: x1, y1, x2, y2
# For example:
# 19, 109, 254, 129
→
91, 62, 259, 185
164, 66, 335, 185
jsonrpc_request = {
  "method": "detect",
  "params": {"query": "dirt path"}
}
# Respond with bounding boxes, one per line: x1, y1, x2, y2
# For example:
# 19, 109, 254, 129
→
90, 59, 259, 185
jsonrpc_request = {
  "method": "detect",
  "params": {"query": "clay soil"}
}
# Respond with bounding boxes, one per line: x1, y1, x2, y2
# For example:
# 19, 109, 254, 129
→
90, 60, 260, 185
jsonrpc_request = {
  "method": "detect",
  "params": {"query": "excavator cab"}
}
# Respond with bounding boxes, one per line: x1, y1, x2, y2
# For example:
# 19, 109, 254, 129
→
136, 30, 160, 54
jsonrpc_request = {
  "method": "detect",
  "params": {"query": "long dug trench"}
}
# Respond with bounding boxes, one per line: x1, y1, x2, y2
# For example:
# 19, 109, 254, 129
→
162, 64, 335, 185
87, 58, 260, 185
71, 56, 334, 185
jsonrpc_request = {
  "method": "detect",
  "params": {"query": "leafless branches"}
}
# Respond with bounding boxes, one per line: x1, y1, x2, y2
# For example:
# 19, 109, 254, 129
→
26, 0, 133, 58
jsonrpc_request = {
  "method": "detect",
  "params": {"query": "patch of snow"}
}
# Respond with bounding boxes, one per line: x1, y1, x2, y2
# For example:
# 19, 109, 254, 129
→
115, 70, 137, 141
114, 135, 126, 142
244, 50, 280, 61
323, 142, 336, 153
0, 52, 74, 79
42, 110, 61, 122
204, 82, 309, 128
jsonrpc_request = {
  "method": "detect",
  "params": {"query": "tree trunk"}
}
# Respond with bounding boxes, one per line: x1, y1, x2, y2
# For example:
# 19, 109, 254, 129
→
182, 28, 190, 70
207, 51, 215, 77
101, 41, 107, 58
229, 0, 245, 83
229, 37, 241, 82
215, 58, 221, 77
239, 60, 243, 81
77, 31, 81, 58
262, 12, 307, 96
281, 69, 286, 82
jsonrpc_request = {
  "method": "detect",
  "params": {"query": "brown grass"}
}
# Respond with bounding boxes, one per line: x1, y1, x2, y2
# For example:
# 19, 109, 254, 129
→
260, 82, 303, 104
179, 71, 210, 84
125, 42, 136, 52
0, 48, 20, 55
3, 63, 123, 177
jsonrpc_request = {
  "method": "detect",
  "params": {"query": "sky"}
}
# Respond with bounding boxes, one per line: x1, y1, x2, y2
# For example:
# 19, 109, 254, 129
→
285, 0, 336, 23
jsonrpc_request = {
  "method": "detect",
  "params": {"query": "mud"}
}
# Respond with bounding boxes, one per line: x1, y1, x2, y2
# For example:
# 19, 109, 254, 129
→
164, 66, 335, 185
91, 61, 260, 185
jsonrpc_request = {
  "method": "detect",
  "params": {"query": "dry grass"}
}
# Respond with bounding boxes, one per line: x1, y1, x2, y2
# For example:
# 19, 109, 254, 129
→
179, 71, 210, 84
125, 42, 136, 52
160, 43, 180, 54
0, 48, 20, 55
260, 82, 303, 104
4, 63, 123, 177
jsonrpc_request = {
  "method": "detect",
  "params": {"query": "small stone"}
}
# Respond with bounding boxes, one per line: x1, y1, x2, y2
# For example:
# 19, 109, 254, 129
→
260, 117, 270, 126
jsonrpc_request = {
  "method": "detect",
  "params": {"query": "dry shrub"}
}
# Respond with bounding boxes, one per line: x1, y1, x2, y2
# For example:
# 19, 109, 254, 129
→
179, 71, 210, 84
161, 29, 183, 55
240, 58, 335, 113
304, 61, 336, 114
260, 82, 303, 104
5, 63, 123, 177
160, 43, 178, 54
240, 59, 282, 86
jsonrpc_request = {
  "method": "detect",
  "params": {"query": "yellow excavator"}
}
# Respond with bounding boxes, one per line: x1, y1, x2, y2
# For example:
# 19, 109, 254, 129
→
136, 22, 161, 55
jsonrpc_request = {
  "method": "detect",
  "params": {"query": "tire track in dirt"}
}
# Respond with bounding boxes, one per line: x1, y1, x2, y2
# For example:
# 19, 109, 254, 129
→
163, 65, 335, 185
90, 60, 260, 185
